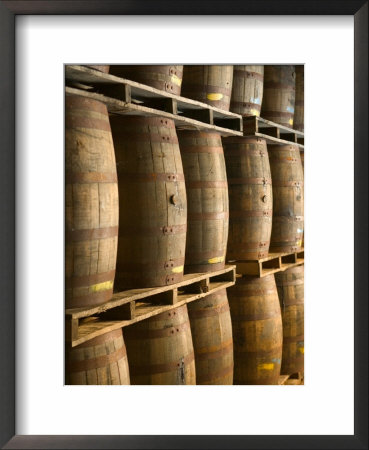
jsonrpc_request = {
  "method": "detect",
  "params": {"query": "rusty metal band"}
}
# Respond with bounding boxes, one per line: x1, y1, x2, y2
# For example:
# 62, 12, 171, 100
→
229, 287, 276, 297
182, 83, 232, 96
231, 309, 281, 322
196, 364, 234, 385
66, 95, 107, 114
129, 352, 194, 377
233, 346, 283, 357
65, 288, 113, 309
75, 329, 123, 348
224, 149, 267, 158
283, 335, 304, 344
264, 82, 295, 90
66, 172, 117, 184
117, 172, 185, 182
230, 100, 262, 110
233, 69, 264, 82
230, 210, 272, 218
277, 279, 304, 287
113, 131, 178, 145
227, 240, 269, 250
228, 177, 272, 185
65, 269, 116, 289
189, 302, 230, 320
186, 180, 228, 189
118, 223, 187, 236
180, 145, 224, 154
65, 116, 111, 132
121, 66, 183, 77
111, 116, 176, 128
115, 272, 183, 289
262, 110, 294, 118
116, 257, 184, 271
281, 298, 304, 307
195, 338, 233, 359
188, 211, 229, 221
272, 181, 303, 188
185, 248, 226, 260
272, 215, 304, 222
223, 137, 264, 147
67, 346, 127, 373
185, 262, 225, 274
268, 155, 300, 163
66, 226, 118, 242
126, 320, 190, 340
270, 245, 300, 253
146, 305, 187, 323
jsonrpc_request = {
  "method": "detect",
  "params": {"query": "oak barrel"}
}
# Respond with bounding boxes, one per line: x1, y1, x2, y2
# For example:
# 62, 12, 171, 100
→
110, 116, 187, 290
275, 266, 304, 375
294, 65, 304, 131
223, 136, 273, 260
124, 305, 196, 385
85, 65, 110, 73
65, 329, 130, 385
187, 289, 233, 384
230, 65, 264, 116
261, 65, 296, 127
178, 131, 228, 273
65, 95, 118, 309
268, 144, 304, 253
228, 275, 283, 385
109, 65, 183, 95
181, 65, 233, 111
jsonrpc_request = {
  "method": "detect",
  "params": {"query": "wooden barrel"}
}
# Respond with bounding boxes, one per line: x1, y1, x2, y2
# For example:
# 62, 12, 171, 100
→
85, 65, 110, 73
261, 65, 296, 127
230, 65, 264, 116
294, 65, 304, 131
228, 275, 283, 385
223, 136, 273, 260
65, 95, 118, 309
65, 329, 130, 385
275, 266, 304, 375
110, 116, 187, 290
181, 65, 233, 111
177, 131, 228, 273
124, 305, 196, 385
300, 151, 304, 170
268, 144, 304, 253
109, 65, 183, 95
187, 289, 233, 384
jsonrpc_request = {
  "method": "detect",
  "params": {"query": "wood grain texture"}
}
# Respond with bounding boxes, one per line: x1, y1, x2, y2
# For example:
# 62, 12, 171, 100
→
110, 116, 187, 290
230, 65, 264, 117
228, 274, 283, 385
84, 65, 110, 73
223, 136, 273, 260
187, 289, 233, 384
65, 94, 118, 309
181, 65, 233, 111
124, 304, 196, 385
261, 65, 296, 127
294, 65, 304, 132
268, 144, 304, 253
109, 65, 184, 95
275, 266, 304, 375
178, 130, 228, 273
65, 328, 130, 385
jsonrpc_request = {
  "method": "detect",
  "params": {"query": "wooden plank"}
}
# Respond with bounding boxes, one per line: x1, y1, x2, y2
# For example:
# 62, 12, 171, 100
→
66, 86, 242, 137
278, 375, 290, 385
66, 264, 236, 319
69, 280, 235, 347
251, 133, 305, 149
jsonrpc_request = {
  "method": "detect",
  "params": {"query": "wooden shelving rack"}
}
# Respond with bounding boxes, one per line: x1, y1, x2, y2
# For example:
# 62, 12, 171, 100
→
65, 65, 243, 136
66, 265, 236, 348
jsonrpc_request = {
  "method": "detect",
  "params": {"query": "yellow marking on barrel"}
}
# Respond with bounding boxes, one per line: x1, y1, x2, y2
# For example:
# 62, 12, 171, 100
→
207, 93, 223, 101
208, 256, 225, 264
250, 109, 260, 116
171, 75, 182, 86
90, 280, 113, 293
298, 347, 304, 354
258, 363, 274, 371
172, 265, 184, 274
289, 118, 294, 125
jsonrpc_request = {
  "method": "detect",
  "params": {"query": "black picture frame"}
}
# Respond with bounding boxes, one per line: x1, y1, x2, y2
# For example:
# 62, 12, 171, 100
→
0, 1, 367, 449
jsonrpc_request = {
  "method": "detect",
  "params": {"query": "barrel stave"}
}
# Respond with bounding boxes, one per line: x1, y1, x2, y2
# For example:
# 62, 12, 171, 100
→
230, 65, 264, 116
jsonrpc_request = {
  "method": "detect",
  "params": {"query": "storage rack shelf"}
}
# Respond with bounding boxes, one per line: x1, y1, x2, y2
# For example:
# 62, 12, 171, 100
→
65, 65, 243, 136
243, 116, 304, 149
230, 248, 304, 277
278, 372, 304, 385
66, 265, 236, 347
